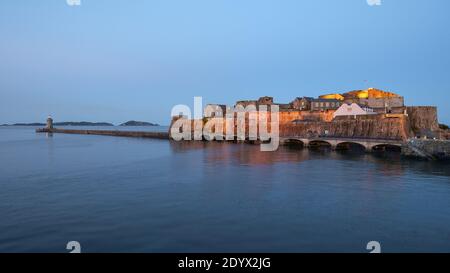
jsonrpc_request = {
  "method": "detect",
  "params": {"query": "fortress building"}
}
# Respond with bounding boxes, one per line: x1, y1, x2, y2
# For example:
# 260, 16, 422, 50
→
235, 96, 291, 111
235, 96, 274, 108
172, 87, 442, 141
230, 88, 407, 124
342, 87, 405, 111
290, 97, 342, 111
333, 103, 376, 119
309, 98, 342, 111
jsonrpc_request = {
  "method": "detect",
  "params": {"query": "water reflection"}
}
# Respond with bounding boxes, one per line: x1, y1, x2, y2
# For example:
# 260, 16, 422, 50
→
169, 141, 450, 178
1, 127, 449, 252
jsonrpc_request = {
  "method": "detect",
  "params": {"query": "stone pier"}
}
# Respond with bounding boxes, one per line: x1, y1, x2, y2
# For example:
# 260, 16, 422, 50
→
36, 128, 169, 139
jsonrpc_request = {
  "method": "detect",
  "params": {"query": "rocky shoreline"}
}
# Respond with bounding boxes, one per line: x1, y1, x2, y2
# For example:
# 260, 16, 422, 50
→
402, 139, 450, 160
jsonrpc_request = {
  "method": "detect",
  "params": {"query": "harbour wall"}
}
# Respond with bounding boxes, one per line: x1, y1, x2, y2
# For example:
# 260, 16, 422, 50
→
172, 106, 440, 141
36, 128, 169, 139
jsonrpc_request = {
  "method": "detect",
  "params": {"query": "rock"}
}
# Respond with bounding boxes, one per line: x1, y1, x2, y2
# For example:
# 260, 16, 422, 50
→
407, 106, 439, 135
402, 139, 450, 160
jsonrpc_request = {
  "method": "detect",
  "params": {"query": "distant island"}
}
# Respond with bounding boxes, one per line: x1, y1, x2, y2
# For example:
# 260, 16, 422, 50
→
119, 120, 159, 126
1, 121, 114, 126
2, 122, 46, 126
1, 120, 160, 126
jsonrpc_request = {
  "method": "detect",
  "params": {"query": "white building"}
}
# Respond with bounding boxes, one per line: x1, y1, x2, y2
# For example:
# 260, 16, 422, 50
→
333, 103, 376, 119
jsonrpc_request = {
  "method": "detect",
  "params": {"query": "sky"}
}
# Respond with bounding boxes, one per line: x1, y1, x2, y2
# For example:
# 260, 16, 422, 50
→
0, 0, 449, 125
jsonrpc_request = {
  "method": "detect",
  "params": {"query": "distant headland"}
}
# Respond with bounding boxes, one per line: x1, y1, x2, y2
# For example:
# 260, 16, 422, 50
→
1, 121, 114, 126
1, 120, 159, 127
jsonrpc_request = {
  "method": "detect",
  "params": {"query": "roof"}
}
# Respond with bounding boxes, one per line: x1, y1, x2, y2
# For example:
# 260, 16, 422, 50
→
310, 98, 341, 103
319, 93, 345, 100
294, 96, 314, 101
275, 103, 292, 109
206, 104, 227, 107
340, 102, 375, 109
342, 88, 402, 99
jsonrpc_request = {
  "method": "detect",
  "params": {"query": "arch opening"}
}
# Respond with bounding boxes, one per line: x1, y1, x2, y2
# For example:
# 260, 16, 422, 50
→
283, 139, 305, 149
372, 144, 401, 153
336, 142, 366, 152
308, 140, 332, 150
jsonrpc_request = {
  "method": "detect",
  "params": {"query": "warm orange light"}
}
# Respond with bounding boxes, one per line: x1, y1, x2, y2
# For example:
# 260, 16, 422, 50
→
319, 93, 345, 100
356, 91, 369, 99
343, 88, 400, 99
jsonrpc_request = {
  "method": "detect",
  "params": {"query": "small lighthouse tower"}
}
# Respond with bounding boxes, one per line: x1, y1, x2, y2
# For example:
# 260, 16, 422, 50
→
46, 115, 54, 130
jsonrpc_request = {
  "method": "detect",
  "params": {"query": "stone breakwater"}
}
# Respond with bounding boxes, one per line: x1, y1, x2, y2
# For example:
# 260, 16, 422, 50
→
36, 128, 169, 139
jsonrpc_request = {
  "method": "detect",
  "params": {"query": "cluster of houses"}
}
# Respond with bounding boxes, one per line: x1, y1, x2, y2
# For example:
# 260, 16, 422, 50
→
228, 87, 405, 120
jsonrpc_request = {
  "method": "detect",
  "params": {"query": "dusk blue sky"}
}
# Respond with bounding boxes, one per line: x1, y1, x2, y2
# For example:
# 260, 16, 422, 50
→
1, 0, 449, 125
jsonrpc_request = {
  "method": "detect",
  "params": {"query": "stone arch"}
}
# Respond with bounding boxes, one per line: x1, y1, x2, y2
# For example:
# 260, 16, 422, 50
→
372, 144, 402, 152
335, 141, 367, 151
283, 138, 305, 148
308, 140, 333, 149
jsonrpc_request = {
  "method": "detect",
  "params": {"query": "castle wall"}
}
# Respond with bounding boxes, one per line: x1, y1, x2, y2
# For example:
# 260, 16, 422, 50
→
279, 110, 335, 124
406, 106, 439, 135
345, 97, 404, 108
280, 114, 411, 140
442, 130, 450, 140
170, 105, 442, 142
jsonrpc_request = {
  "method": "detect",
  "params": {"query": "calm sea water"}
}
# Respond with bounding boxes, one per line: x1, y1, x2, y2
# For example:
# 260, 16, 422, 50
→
0, 126, 449, 253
